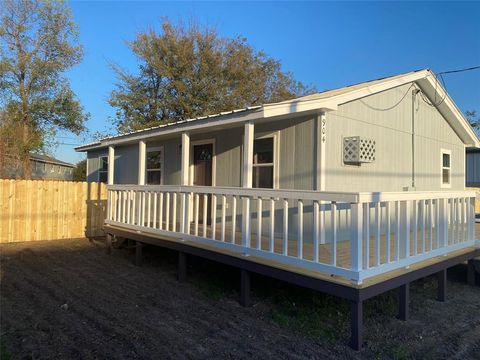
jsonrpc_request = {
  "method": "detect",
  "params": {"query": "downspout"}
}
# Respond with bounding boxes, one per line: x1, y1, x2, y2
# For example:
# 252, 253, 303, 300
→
411, 89, 420, 189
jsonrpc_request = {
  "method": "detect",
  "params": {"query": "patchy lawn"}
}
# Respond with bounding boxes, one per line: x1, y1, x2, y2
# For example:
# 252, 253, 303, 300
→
1, 239, 479, 359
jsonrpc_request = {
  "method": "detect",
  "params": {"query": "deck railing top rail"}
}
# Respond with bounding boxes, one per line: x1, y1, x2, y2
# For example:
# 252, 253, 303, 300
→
107, 184, 476, 203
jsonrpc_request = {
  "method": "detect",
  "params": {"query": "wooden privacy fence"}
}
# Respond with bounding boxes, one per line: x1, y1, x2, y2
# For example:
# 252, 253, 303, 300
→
0, 179, 107, 243
466, 187, 480, 214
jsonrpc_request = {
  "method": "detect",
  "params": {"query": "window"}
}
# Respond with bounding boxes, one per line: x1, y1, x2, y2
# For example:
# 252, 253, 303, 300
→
253, 137, 274, 188
441, 150, 451, 187
57, 165, 61, 173
50, 164, 55, 173
146, 147, 163, 185
98, 156, 108, 183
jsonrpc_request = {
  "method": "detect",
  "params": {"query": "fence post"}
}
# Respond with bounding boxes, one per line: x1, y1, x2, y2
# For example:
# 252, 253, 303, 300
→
351, 202, 363, 275
399, 200, 410, 259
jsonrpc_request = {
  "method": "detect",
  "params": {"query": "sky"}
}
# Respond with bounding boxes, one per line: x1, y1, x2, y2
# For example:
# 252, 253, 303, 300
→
57, 1, 480, 164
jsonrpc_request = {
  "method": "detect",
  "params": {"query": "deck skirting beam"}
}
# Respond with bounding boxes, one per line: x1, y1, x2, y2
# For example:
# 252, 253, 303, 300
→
350, 300, 363, 351
178, 252, 187, 282
437, 269, 447, 302
398, 283, 410, 321
240, 269, 251, 307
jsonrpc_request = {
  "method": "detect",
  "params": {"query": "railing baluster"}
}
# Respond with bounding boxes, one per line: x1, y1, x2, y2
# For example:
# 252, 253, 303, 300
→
331, 201, 337, 266
231, 196, 237, 244
395, 201, 400, 261
122, 191, 127, 223
468, 196, 475, 241
435, 199, 440, 249
386, 201, 391, 263
428, 199, 433, 251
374, 202, 380, 266
203, 194, 208, 238
450, 198, 454, 244
420, 199, 425, 253
147, 192, 151, 227
125, 191, 130, 225
152, 192, 157, 228
132, 191, 136, 225
194, 194, 199, 236
165, 192, 170, 231
257, 197, 262, 250
221, 195, 226, 242
412, 200, 418, 256
137, 191, 142, 226
313, 200, 319, 262
172, 193, 177, 232
363, 203, 370, 269
159, 193, 163, 230
211, 194, 217, 240
283, 199, 288, 256
185, 192, 191, 234
350, 202, 363, 272
400, 200, 410, 259
269, 198, 275, 252
297, 200, 303, 259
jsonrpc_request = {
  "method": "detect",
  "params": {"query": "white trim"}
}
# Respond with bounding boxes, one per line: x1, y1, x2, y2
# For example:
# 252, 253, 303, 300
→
243, 122, 254, 188
145, 145, 165, 185
245, 130, 280, 189
138, 141, 146, 185
107, 146, 115, 185
440, 148, 452, 189
189, 138, 216, 187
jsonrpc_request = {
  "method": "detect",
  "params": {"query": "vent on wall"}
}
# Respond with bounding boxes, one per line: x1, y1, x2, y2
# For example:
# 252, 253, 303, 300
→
343, 136, 376, 164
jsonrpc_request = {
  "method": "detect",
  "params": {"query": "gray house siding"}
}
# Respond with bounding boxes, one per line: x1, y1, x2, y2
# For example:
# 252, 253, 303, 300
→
86, 149, 107, 182
326, 83, 465, 192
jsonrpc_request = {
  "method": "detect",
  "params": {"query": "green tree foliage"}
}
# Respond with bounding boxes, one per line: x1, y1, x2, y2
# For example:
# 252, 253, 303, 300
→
72, 158, 86, 181
466, 110, 479, 131
0, 0, 88, 178
110, 19, 315, 133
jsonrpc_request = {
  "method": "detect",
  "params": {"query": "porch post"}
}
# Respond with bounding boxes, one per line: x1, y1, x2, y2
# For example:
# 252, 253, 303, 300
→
315, 112, 326, 191
138, 140, 146, 185
107, 146, 115, 185
242, 122, 254, 247
181, 133, 190, 233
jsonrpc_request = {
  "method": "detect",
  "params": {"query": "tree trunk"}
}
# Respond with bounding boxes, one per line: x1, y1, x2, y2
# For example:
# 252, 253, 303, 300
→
22, 122, 31, 180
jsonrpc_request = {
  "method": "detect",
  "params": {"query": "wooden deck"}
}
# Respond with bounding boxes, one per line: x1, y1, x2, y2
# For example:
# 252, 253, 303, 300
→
105, 221, 480, 289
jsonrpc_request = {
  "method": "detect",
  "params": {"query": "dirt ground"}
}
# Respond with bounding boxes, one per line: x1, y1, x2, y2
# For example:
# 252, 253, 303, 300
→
1, 239, 479, 360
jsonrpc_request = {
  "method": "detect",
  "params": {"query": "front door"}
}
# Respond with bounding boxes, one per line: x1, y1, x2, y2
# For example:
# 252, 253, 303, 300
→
193, 143, 213, 224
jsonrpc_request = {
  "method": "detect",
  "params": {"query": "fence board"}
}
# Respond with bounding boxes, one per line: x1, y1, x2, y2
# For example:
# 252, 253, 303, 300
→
0, 180, 107, 243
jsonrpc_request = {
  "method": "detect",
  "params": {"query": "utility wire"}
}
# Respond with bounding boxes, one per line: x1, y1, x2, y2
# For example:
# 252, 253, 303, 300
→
437, 66, 480, 75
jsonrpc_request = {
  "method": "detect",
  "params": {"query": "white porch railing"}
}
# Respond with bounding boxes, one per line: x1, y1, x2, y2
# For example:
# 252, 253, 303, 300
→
106, 185, 478, 284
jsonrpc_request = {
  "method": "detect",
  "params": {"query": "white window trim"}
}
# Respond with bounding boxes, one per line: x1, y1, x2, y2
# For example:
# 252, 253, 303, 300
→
98, 155, 108, 182
189, 139, 216, 186
145, 145, 165, 185
242, 131, 279, 189
440, 148, 451, 189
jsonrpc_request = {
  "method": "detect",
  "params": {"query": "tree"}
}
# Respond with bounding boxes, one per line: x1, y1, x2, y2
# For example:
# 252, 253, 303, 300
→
0, 0, 88, 179
72, 158, 86, 181
110, 19, 315, 133
466, 110, 479, 131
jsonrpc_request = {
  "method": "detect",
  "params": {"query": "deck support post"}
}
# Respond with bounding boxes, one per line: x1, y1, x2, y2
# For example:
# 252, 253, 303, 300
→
106, 234, 113, 254
135, 241, 143, 266
467, 259, 476, 286
398, 282, 410, 321
178, 251, 187, 282
350, 300, 363, 351
437, 269, 447, 302
239, 269, 251, 307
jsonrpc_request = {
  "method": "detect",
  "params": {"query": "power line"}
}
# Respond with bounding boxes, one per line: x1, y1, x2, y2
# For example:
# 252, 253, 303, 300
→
437, 66, 480, 75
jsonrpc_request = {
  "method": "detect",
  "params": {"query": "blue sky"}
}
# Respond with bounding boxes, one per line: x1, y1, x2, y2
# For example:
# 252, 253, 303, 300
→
59, 1, 480, 164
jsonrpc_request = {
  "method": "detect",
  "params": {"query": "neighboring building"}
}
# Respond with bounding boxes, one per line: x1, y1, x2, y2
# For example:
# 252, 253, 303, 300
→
466, 148, 480, 187
3, 153, 75, 180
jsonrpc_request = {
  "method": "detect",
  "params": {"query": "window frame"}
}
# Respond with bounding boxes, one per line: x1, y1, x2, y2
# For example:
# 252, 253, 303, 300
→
440, 148, 451, 188
98, 156, 109, 183
249, 131, 279, 189
145, 145, 164, 185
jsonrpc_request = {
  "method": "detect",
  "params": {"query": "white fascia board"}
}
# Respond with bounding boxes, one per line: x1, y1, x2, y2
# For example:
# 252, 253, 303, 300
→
263, 99, 337, 118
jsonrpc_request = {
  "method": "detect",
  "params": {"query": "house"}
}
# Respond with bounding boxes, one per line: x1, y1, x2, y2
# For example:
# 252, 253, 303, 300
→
3, 153, 75, 180
466, 148, 480, 187
76, 69, 480, 350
